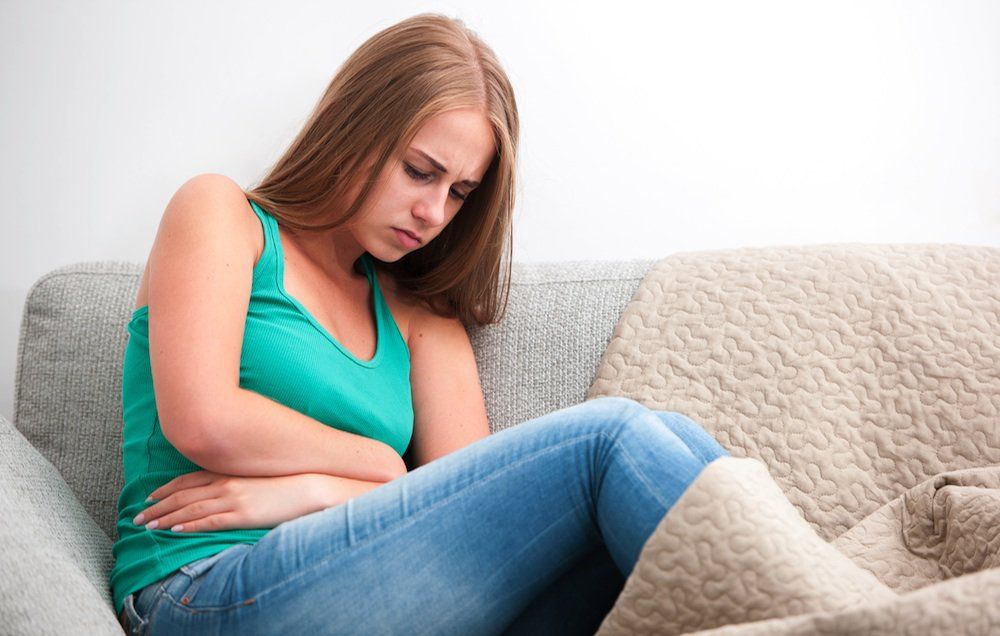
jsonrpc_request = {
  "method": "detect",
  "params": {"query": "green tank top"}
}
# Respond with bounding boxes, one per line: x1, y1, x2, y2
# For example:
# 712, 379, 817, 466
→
109, 200, 414, 614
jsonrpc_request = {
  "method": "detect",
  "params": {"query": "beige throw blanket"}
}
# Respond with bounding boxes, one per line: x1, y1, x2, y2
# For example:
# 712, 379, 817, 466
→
586, 245, 1000, 635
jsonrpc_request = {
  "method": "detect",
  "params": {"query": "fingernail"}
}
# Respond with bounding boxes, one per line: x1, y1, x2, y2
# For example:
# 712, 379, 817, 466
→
133, 513, 145, 525
145, 496, 153, 502
171, 524, 184, 533
146, 520, 159, 530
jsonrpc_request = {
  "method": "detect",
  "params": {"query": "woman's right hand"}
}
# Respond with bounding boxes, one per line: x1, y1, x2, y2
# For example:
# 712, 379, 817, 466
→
133, 470, 388, 534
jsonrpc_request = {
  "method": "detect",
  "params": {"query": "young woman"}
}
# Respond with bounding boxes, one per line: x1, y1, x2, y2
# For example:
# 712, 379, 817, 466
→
110, 13, 729, 635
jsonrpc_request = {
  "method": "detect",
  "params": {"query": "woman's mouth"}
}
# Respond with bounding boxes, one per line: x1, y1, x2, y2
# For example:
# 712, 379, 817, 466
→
393, 227, 421, 248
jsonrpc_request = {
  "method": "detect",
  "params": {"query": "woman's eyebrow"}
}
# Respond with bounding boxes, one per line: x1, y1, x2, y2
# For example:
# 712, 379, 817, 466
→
413, 148, 480, 188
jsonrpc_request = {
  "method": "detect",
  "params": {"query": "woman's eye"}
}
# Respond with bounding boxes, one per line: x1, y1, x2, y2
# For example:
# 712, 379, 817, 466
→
404, 164, 431, 181
406, 163, 467, 202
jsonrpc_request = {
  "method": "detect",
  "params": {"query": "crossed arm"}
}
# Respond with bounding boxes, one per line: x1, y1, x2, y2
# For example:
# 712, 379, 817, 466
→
136, 308, 492, 533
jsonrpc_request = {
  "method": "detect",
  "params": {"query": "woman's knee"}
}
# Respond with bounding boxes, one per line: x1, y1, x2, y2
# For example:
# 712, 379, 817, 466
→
584, 397, 651, 423
587, 399, 702, 436
580, 397, 664, 440
651, 411, 729, 462
558, 398, 722, 458
578, 399, 713, 483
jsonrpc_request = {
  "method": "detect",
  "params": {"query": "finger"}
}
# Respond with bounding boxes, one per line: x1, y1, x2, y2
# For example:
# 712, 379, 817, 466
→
171, 510, 244, 534
150, 498, 235, 533
147, 470, 214, 502
134, 483, 222, 527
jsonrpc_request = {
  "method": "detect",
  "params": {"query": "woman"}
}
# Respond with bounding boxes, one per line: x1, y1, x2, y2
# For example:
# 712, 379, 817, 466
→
111, 13, 729, 635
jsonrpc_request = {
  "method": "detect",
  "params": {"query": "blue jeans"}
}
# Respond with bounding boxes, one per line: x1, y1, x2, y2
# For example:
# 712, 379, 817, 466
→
119, 397, 729, 635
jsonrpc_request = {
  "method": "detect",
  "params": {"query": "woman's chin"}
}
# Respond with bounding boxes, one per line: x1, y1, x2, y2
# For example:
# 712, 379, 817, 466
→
368, 246, 411, 263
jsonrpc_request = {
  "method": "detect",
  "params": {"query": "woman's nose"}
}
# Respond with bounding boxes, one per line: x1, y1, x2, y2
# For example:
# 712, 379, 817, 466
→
413, 187, 449, 226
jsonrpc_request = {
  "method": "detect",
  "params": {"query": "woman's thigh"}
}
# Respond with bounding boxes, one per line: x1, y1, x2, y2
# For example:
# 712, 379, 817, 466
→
137, 397, 709, 635
500, 541, 624, 636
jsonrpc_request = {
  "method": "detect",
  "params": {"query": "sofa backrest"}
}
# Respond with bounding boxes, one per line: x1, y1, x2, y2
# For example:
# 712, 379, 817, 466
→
13, 260, 651, 541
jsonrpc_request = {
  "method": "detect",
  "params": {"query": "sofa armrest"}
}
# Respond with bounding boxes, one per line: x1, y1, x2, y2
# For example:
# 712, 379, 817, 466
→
0, 413, 122, 634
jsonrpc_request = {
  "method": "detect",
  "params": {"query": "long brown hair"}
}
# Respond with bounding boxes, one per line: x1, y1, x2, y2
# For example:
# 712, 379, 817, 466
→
245, 13, 519, 327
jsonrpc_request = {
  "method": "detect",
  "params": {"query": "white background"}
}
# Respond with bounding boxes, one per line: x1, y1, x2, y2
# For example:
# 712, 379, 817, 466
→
1, 0, 998, 420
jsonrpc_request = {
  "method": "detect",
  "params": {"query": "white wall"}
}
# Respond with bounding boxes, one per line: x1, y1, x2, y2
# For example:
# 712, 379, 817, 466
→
2, 0, 998, 420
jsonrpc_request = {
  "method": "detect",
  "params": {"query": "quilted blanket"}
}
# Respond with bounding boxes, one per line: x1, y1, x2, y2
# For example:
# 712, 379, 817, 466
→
586, 245, 1000, 635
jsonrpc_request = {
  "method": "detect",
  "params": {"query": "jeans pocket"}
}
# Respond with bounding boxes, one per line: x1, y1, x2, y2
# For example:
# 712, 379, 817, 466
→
171, 545, 248, 607
121, 591, 148, 635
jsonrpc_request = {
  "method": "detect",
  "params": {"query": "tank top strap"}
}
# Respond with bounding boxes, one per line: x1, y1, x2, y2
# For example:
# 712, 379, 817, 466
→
360, 253, 388, 314
247, 199, 279, 284
361, 253, 408, 355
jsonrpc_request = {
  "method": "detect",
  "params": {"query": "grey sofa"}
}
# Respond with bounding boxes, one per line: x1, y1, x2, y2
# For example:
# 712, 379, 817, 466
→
0, 259, 650, 635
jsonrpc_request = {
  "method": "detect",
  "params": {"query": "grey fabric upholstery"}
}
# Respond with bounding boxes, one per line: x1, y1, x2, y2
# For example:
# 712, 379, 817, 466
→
470, 259, 652, 430
0, 413, 120, 634
3, 259, 649, 633
14, 262, 139, 542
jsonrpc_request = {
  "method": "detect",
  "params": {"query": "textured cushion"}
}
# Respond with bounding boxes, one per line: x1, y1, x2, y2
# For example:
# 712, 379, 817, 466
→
588, 243, 1000, 634
0, 413, 120, 634
13, 259, 651, 542
599, 456, 1000, 635
589, 243, 1000, 540
597, 457, 897, 635
698, 567, 1000, 635
833, 464, 1000, 591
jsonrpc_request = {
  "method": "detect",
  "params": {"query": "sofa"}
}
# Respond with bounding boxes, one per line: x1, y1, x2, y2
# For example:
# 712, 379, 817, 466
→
2, 244, 997, 634
1, 257, 648, 634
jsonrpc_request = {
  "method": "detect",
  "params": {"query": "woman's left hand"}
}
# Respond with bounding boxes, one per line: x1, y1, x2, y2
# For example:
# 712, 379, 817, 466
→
132, 470, 328, 533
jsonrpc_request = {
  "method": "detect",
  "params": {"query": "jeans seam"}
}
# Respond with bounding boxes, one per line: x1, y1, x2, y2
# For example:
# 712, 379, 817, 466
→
156, 432, 605, 615
614, 435, 683, 512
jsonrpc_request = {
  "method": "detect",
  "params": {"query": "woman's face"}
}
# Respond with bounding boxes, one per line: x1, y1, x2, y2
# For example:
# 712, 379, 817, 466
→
350, 108, 496, 261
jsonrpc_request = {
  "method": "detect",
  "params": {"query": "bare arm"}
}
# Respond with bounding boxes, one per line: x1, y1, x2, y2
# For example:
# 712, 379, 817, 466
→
308, 472, 390, 509
146, 174, 405, 483
407, 307, 491, 468
182, 388, 406, 482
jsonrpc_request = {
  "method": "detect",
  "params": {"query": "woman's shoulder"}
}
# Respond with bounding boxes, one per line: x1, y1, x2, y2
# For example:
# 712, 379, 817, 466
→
168, 173, 250, 218
165, 174, 255, 224
373, 266, 469, 349
134, 174, 263, 311
161, 173, 263, 259
371, 265, 467, 344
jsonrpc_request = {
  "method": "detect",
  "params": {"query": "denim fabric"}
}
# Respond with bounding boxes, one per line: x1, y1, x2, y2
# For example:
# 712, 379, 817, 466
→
120, 397, 729, 635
